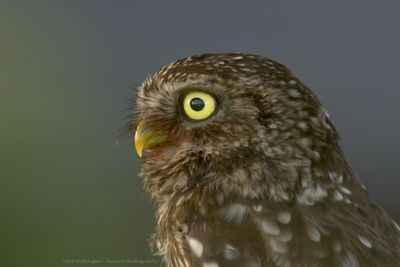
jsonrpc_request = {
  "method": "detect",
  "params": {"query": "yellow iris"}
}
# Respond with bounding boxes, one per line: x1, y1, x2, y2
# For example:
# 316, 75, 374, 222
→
183, 91, 216, 120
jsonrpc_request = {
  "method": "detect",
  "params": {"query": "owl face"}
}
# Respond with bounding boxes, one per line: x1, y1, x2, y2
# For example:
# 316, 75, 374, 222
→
135, 78, 259, 157
133, 53, 337, 201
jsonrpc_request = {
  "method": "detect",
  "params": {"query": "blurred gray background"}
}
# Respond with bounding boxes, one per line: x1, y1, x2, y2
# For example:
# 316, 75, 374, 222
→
1, 1, 399, 266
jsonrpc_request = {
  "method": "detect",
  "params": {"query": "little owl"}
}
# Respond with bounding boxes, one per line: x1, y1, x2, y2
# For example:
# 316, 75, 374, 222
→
132, 53, 400, 267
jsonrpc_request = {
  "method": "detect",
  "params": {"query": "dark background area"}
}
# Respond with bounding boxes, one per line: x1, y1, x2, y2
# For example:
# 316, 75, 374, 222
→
1, 1, 399, 266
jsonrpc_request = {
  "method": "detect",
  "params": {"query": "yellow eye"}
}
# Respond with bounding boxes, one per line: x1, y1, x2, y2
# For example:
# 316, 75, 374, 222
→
182, 91, 216, 120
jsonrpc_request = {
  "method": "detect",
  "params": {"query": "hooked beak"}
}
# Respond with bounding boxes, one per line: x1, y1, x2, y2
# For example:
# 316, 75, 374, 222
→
134, 120, 169, 157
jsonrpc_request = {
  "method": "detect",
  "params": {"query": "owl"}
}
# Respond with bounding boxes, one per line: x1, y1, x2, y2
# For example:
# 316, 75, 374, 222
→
132, 53, 400, 267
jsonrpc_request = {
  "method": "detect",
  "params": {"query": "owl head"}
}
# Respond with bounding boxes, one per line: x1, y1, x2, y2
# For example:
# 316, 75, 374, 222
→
132, 53, 342, 203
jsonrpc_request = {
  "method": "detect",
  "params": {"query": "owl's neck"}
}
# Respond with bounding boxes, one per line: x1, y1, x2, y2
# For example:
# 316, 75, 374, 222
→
151, 149, 361, 267
143, 136, 350, 207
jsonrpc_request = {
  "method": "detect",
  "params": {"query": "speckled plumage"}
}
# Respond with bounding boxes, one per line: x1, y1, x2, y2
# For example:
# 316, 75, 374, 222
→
132, 53, 400, 267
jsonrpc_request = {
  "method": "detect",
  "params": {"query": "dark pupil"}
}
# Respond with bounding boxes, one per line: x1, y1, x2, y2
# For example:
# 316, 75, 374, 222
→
190, 97, 205, 111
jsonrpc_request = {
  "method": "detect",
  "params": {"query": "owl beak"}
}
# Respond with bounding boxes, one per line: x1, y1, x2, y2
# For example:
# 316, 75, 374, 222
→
134, 120, 168, 157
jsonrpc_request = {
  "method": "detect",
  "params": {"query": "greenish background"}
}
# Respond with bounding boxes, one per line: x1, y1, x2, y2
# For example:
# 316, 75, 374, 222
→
1, 1, 155, 266
1, 1, 399, 267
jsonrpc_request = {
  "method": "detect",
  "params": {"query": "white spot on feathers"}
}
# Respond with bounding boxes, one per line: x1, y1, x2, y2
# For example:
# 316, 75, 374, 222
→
393, 220, 400, 232
261, 218, 280, 235
278, 230, 293, 242
339, 186, 352, 195
218, 204, 248, 224
277, 211, 291, 224
187, 237, 203, 257
307, 225, 321, 242
288, 89, 301, 98
253, 204, 262, 212
203, 262, 219, 267
269, 239, 288, 253
297, 184, 328, 206
332, 190, 344, 201
224, 244, 239, 260
232, 56, 243, 60
358, 235, 372, 248
343, 251, 359, 267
